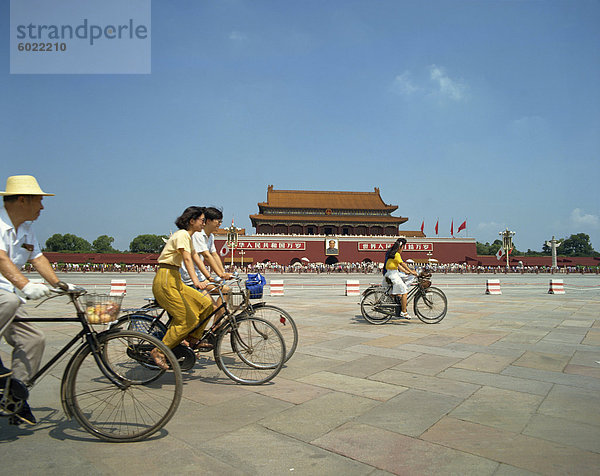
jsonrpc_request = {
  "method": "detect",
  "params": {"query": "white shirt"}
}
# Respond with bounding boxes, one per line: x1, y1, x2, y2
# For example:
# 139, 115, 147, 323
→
0, 206, 43, 293
180, 230, 216, 285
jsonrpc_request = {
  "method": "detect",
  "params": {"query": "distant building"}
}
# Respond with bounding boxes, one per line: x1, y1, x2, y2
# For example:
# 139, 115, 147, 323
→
249, 185, 422, 237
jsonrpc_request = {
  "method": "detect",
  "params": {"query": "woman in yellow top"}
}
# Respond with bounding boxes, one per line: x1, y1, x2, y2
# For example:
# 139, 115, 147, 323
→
383, 238, 418, 319
151, 206, 213, 369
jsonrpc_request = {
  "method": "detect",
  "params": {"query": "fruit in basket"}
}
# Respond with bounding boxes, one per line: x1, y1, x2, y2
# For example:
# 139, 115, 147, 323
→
87, 301, 119, 324
87, 306, 100, 324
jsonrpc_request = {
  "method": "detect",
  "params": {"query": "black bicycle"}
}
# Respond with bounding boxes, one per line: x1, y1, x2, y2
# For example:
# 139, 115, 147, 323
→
0, 286, 182, 442
112, 277, 288, 385
360, 271, 448, 324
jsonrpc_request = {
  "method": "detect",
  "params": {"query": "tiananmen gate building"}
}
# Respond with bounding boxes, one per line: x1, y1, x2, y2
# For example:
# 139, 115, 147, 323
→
221, 186, 476, 266
45, 186, 599, 268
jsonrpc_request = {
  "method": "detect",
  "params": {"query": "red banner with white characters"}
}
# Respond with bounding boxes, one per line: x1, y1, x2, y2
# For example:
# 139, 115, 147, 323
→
236, 241, 306, 251
358, 242, 434, 252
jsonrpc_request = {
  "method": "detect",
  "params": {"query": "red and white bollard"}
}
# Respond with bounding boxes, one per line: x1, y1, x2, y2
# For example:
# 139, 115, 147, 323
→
345, 280, 360, 296
270, 280, 284, 296
548, 279, 565, 294
485, 279, 502, 295
110, 279, 127, 296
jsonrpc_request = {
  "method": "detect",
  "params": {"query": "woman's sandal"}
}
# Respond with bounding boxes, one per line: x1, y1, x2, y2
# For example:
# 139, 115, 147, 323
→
182, 335, 200, 348
193, 338, 214, 352
150, 348, 170, 370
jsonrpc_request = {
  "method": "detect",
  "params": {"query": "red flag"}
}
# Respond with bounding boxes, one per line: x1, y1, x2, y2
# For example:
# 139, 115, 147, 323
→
420, 220, 424, 233
451, 220, 454, 236
435, 219, 439, 235
457, 220, 466, 233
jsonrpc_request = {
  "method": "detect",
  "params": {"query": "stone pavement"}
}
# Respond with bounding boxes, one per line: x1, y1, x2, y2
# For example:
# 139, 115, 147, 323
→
1, 272, 599, 475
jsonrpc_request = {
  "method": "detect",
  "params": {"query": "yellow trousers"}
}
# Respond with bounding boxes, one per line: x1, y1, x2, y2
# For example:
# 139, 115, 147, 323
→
152, 267, 213, 348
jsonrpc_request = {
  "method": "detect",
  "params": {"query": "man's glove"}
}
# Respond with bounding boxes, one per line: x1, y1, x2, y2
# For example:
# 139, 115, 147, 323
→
21, 282, 51, 300
55, 281, 77, 292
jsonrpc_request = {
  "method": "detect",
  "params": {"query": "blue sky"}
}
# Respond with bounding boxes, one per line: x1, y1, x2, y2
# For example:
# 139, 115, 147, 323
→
2, 0, 599, 252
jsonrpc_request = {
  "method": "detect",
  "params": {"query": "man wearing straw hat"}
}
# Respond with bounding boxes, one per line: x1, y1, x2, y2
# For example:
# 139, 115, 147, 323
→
0, 175, 70, 425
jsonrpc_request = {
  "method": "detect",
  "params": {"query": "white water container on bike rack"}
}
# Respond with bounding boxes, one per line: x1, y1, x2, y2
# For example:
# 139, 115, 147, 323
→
345, 280, 360, 296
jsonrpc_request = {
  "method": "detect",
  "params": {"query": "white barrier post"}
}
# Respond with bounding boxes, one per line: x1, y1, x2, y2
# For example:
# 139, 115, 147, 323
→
548, 279, 565, 294
110, 279, 127, 296
345, 280, 360, 296
485, 279, 502, 295
270, 280, 284, 296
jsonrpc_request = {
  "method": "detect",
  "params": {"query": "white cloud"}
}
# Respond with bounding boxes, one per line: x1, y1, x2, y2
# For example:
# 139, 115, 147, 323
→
477, 221, 504, 232
570, 208, 599, 228
229, 31, 247, 41
509, 115, 547, 136
391, 71, 419, 96
429, 65, 466, 101
391, 65, 467, 101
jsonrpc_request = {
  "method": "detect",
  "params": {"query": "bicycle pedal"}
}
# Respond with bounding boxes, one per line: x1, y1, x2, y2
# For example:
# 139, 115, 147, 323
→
1, 377, 29, 401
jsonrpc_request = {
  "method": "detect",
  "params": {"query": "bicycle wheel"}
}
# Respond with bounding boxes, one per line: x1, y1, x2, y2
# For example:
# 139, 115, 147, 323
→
244, 304, 297, 362
116, 313, 167, 340
360, 289, 393, 324
111, 313, 199, 373
413, 286, 447, 324
214, 317, 285, 385
63, 330, 182, 442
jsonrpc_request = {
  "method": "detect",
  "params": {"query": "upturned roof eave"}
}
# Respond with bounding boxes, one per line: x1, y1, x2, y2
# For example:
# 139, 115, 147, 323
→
250, 214, 408, 224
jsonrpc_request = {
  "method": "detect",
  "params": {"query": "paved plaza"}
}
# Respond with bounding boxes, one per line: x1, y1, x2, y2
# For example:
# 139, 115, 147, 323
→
1, 272, 599, 475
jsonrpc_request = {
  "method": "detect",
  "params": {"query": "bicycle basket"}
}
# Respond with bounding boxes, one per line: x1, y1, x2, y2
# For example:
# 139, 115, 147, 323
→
84, 293, 123, 324
245, 273, 266, 299
227, 280, 249, 313
419, 279, 432, 290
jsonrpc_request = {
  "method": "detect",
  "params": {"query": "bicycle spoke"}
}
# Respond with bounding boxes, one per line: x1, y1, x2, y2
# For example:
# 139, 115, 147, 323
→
64, 330, 182, 442
215, 317, 285, 385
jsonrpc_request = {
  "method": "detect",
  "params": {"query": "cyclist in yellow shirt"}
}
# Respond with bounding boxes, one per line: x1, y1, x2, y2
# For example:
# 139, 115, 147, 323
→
151, 206, 213, 369
383, 238, 418, 319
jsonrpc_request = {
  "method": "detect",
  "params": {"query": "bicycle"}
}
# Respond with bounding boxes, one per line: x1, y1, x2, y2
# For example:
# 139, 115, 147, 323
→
238, 274, 298, 362
0, 285, 182, 442
360, 271, 448, 325
112, 277, 288, 385
117, 275, 298, 364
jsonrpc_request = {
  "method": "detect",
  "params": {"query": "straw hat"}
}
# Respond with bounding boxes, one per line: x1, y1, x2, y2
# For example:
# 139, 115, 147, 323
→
0, 175, 54, 196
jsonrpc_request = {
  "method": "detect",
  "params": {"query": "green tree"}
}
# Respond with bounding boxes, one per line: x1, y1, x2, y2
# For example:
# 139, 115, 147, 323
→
541, 241, 552, 254
476, 239, 503, 255
561, 233, 596, 256
92, 235, 118, 253
129, 234, 167, 253
45, 233, 92, 252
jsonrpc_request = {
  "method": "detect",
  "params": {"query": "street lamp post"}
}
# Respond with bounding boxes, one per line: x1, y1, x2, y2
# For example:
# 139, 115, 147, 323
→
239, 250, 246, 268
226, 225, 239, 268
499, 228, 515, 269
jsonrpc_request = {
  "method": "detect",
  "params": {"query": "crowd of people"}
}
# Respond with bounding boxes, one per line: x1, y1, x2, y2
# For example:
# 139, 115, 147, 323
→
20, 260, 599, 275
